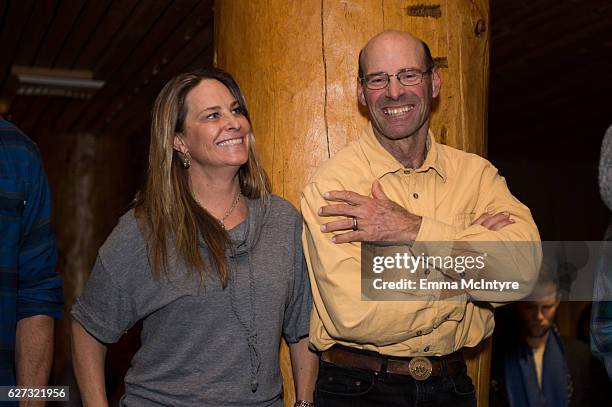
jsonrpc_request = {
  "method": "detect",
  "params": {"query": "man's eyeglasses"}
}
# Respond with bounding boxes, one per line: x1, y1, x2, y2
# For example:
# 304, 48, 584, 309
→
360, 68, 432, 90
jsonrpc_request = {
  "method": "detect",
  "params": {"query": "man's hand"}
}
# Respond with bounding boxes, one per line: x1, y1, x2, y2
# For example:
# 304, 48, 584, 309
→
471, 211, 514, 231
319, 181, 422, 243
319, 181, 515, 244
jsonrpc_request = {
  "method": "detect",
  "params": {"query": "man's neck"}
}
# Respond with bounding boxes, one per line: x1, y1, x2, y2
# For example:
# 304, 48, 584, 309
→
373, 127, 429, 169
524, 330, 550, 350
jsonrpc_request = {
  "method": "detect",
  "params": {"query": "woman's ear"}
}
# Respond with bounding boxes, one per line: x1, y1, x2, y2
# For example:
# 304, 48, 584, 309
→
173, 134, 188, 155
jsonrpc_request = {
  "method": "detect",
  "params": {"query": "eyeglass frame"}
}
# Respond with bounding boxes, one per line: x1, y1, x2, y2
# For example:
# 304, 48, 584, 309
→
359, 67, 434, 90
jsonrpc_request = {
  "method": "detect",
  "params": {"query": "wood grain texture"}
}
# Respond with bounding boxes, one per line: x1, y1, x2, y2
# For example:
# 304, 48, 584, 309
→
216, 1, 490, 405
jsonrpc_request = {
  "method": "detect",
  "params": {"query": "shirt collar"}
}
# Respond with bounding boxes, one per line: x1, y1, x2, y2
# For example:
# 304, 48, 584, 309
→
359, 122, 447, 182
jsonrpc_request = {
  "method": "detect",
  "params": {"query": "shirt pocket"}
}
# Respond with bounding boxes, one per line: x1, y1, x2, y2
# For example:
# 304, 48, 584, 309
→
0, 180, 25, 249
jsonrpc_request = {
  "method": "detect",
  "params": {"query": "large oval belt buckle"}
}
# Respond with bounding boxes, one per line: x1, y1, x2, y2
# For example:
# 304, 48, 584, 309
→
408, 357, 433, 380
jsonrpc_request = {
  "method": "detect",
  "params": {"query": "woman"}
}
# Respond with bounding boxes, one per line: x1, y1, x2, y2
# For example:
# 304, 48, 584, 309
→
71, 68, 317, 406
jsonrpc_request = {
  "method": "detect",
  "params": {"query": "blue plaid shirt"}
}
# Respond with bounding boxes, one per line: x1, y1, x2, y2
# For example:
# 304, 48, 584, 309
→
0, 120, 63, 386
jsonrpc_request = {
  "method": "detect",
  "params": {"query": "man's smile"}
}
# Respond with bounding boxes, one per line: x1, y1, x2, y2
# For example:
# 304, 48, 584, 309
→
382, 105, 415, 117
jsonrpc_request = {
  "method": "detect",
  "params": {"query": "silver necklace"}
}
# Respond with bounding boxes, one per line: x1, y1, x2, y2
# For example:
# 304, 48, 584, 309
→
197, 189, 242, 230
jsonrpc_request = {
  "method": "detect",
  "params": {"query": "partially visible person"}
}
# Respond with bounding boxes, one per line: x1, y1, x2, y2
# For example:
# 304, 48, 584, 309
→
0, 120, 63, 404
71, 68, 317, 406
490, 264, 609, 406
591, 122, 612, 379
576, 302, 592, 344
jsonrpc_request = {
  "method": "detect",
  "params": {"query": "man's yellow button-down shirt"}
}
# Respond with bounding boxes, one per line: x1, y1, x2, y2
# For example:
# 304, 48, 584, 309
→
301, 123, 542, 357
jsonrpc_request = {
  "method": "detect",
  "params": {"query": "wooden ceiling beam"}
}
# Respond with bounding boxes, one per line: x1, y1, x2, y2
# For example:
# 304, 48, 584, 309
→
13, 1, 61, 67
105, 44, 214, 138
74, 0, 140, 70
97, 0, 201, 84
34, 0, 86, 68
71, 1, 212, 133
100, 28, 214, 136
0, 1, 36, 97
94, 0, 172, 78
54, 0, 114, 69
52, 0, 206, 134
53, 1, 189, 133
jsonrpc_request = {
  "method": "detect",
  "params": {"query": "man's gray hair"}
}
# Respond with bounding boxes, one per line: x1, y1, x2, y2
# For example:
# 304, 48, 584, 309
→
600, 124, 612, 211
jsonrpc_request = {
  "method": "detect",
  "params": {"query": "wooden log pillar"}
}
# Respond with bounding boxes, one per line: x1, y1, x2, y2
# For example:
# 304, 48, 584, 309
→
215, 1, 490, 405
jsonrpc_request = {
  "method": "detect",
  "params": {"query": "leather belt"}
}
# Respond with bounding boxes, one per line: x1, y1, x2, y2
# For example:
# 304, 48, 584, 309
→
321, 346, 464, 381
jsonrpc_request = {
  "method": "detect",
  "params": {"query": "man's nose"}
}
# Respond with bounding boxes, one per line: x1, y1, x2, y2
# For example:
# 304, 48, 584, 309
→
385, 76, 405, 100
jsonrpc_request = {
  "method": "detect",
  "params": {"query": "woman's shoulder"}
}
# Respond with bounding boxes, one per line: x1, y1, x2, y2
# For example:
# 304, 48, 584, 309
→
98, 209, 148, 271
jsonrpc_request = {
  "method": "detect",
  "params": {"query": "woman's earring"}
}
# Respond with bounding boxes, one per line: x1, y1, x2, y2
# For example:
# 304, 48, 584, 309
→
182, 152, 191, 169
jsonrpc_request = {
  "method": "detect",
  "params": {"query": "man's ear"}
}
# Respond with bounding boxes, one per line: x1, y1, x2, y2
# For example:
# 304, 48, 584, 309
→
431, 67, 441, 98
173, 134, 188, 155
357, 79, 367, 106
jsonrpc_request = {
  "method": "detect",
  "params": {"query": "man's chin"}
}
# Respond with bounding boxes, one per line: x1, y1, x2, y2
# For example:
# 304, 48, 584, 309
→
373, 124, 419, 141
528, 327, 550, 338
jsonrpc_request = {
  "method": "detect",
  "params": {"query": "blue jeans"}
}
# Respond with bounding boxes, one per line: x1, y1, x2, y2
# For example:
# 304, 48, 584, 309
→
315, 359, 477, 407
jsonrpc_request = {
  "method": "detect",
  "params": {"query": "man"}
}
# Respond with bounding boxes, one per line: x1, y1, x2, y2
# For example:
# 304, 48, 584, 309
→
0, 120, 63, 404
490, 268, 609, 406
301, 30, 541, 405
591, 122, 612, 379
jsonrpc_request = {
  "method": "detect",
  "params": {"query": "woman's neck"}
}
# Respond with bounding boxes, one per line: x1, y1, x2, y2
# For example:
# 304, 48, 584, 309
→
188, 168, 246, 228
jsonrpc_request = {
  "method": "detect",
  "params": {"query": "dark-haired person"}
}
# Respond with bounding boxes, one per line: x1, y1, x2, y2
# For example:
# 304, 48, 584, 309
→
71, 68, 317, 406
0, 120, 63, 406
490, 266, 609, 407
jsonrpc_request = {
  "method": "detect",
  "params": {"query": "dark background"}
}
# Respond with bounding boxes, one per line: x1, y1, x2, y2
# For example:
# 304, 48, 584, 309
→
488, 0, 611, 240
0, 0, 610, 396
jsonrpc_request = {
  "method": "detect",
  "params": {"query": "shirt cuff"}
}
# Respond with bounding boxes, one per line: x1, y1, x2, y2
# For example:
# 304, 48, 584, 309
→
411, 217, 457, 269
415, 216, 458, 242
71, 299, 123, 344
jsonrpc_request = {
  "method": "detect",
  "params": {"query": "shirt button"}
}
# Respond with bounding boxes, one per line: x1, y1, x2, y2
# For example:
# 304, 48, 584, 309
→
413, 193, 419, 199
445, 314, 450, 320
416, 330, 422, 336
404, 169, 411, 174
424, 346, 430, 352
424, 268, 431, 275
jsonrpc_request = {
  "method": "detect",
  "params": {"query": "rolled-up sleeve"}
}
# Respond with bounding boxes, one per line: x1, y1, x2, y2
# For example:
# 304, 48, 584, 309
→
302, 181, 431, 346
17, 148, 62, 321
414, 163, 542, 302
71, 256, 138, 343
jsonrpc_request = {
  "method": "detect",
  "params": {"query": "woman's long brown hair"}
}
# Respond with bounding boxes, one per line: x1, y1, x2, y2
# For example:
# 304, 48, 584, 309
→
134, 68, 270, 287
